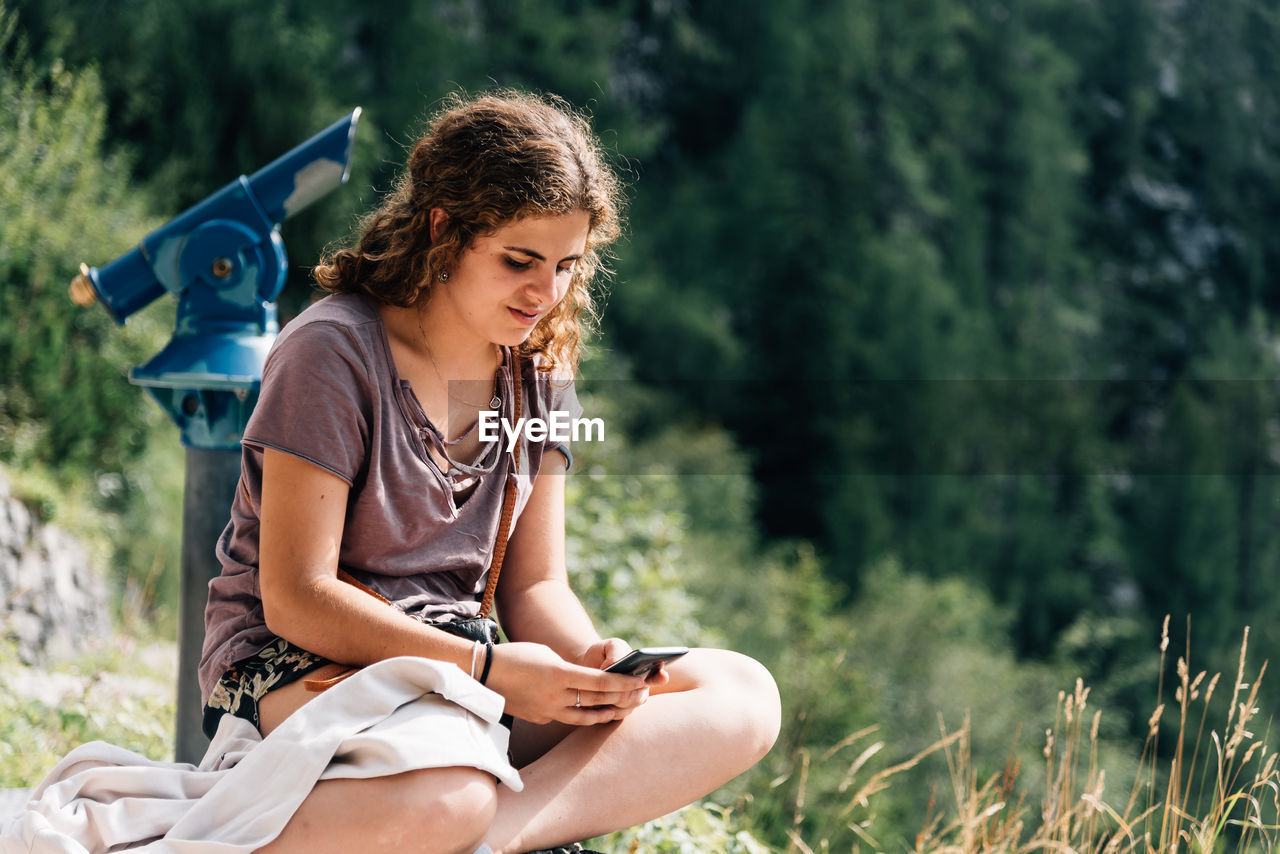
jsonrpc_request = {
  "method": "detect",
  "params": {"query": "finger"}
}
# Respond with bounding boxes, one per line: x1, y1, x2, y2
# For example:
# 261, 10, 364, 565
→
562, 703, 636, 726
599, 638, 632, 668
644, 662, 672, 687
575, 666, 646, 692
576, 686, 649, 710
611, 687, 650, 709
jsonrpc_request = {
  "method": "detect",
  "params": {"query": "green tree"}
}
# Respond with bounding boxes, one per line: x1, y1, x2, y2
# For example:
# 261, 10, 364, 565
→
1061, 0, 1280, 673
0, 11, 186, 621
0, 21, 163, 478
602, 0, 1125, 654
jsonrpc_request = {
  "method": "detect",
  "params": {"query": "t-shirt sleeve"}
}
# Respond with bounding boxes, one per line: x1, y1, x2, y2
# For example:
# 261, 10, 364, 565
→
242, 320, 373, 484
542, 371, 586, 469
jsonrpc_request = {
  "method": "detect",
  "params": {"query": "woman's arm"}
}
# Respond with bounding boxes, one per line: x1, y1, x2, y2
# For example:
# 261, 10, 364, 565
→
257, 447, 476, 670
488, 452, 658, 719
494, 452, 603, 663
495, 452, 670, 689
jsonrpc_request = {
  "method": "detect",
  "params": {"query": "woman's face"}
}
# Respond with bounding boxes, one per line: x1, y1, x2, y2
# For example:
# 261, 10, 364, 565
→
435, 210, 591, 349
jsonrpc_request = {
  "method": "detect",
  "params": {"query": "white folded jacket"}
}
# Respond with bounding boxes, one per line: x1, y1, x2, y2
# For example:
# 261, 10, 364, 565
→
1, 656, 521, 854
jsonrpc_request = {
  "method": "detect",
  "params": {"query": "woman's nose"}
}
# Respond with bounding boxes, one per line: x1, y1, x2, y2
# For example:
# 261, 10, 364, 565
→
527, 265, 560, 303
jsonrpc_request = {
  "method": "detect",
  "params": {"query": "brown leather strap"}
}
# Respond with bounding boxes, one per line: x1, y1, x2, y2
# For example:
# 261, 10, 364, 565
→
478, 353, 522, 619
304, 667, 359, 692
337, 568, 391, 604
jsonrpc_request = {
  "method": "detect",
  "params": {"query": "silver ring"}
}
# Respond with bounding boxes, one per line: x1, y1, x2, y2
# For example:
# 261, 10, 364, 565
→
575, 690, 581, 708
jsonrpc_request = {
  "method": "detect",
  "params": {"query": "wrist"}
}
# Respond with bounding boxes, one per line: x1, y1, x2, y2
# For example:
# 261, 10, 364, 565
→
421, 624, 482, 674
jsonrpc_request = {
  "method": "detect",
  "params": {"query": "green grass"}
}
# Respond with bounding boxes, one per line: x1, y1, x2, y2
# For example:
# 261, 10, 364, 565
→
0, 638, 175, 788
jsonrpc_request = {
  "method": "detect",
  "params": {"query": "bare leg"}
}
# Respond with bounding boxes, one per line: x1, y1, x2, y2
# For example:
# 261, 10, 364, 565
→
486, 648, 781, 854
251, 665, 499, 854
254, 767, 497, 854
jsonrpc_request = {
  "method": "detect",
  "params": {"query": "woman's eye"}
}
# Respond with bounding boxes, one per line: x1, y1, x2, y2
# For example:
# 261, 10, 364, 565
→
557, 265, 574, 277
505, 256, 532, 270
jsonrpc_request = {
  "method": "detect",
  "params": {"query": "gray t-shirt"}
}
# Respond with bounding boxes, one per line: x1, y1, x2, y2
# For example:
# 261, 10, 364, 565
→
198, 293, 576, 702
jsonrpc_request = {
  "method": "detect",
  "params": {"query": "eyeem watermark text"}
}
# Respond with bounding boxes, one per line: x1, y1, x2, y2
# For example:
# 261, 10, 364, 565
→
478, 410, 605, 452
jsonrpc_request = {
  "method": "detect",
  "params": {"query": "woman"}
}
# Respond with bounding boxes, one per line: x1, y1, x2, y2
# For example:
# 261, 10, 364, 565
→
198, 90, 781, 854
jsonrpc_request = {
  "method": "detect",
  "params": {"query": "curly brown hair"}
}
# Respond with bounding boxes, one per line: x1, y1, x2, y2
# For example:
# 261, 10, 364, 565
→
313, 89, 624, 374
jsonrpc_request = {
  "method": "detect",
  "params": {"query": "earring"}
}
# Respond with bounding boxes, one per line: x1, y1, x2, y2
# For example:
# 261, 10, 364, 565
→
439, 271, 450, 283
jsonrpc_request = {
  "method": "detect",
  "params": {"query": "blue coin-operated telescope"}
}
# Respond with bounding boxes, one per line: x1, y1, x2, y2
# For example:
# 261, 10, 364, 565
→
69, 108, 362, 448
69, 110, 360, 764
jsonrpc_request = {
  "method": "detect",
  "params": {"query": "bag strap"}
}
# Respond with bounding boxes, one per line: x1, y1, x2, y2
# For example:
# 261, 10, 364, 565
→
477, 352, 522, 618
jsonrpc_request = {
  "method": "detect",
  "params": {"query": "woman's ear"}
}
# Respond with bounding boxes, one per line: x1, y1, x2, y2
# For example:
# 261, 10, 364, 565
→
429, 208, 449, 242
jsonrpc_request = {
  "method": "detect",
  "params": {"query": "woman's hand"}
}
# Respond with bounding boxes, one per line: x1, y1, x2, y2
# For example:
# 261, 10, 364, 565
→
576, 636, 631, 670
580, 637, 674, 690
486, 641, 649, 725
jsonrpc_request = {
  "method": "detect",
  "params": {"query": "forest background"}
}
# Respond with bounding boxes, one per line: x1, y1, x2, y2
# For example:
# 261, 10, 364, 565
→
2, 0, 1279, 850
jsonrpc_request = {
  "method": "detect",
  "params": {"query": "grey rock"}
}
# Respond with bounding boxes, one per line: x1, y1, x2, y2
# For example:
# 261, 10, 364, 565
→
0, 473, 112, 664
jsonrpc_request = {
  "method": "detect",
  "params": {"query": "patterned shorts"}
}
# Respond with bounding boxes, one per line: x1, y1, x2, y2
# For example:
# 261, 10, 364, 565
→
202, 636, 335, 739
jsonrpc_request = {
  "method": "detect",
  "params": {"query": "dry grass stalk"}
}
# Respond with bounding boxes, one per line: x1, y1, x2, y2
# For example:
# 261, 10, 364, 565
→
841, 730, 964, 819
792, 619, 1277, 854
785, 747, 811, 854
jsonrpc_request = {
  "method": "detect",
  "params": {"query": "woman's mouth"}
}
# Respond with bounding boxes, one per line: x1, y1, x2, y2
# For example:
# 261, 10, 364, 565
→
508, 306, 541, 326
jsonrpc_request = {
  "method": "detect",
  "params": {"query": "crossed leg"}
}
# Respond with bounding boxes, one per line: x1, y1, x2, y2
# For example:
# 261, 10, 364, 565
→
252, 649, 780, 854
253, 662, 500, 854
487, 648, 781, 853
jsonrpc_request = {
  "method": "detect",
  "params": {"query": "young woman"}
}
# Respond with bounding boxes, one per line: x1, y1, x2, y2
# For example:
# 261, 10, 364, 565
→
198, 90, 781, 854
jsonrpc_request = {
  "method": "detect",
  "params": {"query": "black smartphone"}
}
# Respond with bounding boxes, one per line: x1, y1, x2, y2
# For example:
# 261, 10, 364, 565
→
604, 646, 689, 679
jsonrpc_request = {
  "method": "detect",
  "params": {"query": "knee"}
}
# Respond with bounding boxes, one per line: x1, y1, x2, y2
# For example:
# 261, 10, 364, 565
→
693, 650, 782, 766
394, 767, 498, 853
731, 653, 782, 762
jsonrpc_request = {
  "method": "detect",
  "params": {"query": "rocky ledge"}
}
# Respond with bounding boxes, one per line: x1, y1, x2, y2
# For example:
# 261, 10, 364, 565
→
0, 473, 112, 665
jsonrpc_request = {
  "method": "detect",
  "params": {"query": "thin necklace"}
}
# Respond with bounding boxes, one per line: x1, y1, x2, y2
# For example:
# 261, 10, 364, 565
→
427, 348, 501, 412
422, 339, 502, 411
414, 305, 502, 410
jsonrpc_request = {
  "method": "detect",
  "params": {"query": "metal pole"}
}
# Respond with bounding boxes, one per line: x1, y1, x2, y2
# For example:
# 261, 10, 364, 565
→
176, 447, 242, 765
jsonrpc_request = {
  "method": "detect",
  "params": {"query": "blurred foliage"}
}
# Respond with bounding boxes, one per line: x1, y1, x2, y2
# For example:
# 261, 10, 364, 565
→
0, 8, 182, 628
603, 0, 1280, 671
565, 468, 709, 648
592, 802, 772, 853
564, 360, 760, 647
562, 391, 1168, 848
0, 23, 163, 475
0, 637, 174, 787
0, 690, 172, 788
